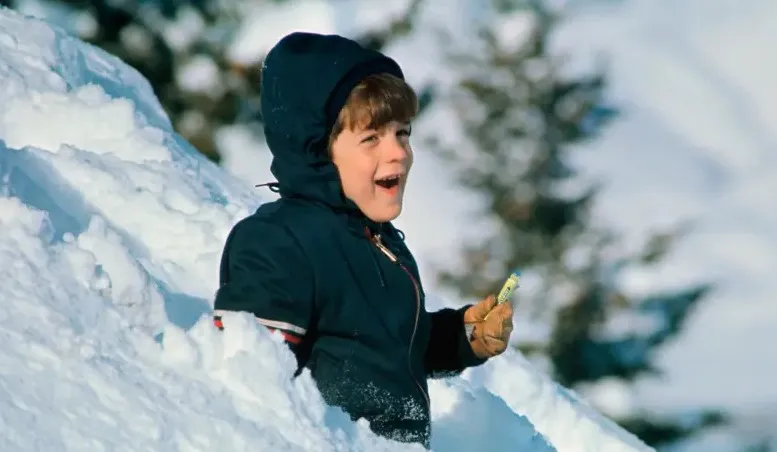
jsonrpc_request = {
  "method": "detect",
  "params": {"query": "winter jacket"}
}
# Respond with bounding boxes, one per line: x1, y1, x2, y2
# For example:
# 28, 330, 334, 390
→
213, 32, 486, 448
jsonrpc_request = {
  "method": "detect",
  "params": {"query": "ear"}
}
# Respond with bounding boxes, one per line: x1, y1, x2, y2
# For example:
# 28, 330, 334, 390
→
326, 133, 337, 159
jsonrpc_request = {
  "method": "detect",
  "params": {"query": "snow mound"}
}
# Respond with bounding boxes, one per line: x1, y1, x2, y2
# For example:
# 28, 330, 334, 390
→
0, 7, 651, 452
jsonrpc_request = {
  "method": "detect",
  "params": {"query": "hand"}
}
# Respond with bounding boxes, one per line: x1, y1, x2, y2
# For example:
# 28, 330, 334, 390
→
463, 295, 513, 359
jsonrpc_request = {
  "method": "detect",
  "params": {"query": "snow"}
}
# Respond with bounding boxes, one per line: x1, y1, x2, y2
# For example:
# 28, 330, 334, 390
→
0, 6, 650, 452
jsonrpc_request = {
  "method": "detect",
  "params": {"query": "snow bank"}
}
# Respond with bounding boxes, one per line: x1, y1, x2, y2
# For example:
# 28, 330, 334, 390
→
0, 7, 651, 452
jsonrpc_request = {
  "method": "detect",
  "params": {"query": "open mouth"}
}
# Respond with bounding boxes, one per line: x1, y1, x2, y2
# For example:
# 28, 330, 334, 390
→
375, 174, 402, 190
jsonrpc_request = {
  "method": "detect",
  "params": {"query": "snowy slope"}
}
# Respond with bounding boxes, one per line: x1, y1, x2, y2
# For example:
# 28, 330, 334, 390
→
0, 6, 651, 452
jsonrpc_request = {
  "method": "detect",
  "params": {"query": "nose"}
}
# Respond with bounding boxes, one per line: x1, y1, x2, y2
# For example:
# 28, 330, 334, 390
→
383, 135, 410, 163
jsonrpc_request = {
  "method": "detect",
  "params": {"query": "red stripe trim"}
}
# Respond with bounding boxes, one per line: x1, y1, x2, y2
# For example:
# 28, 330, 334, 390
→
267, 327, 303, 344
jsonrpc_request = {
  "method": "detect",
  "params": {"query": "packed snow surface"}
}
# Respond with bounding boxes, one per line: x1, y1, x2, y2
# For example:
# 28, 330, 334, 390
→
0, 6, 652, 452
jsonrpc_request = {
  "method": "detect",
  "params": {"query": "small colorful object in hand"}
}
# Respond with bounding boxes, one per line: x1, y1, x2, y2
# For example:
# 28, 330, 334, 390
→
496, 270, 521, 305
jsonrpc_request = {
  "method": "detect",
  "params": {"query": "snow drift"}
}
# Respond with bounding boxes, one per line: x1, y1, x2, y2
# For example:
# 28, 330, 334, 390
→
0, 7, 652, 452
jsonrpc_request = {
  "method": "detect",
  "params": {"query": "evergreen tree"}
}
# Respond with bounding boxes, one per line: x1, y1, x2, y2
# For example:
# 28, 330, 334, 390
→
428, 1, 724, 449
3, 0, 432, 163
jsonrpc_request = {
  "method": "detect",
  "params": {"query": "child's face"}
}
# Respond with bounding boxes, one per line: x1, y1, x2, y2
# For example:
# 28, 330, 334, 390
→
330, 120, 413, 222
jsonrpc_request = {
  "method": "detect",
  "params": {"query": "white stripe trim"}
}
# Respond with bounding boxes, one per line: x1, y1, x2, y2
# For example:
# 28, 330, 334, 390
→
213, 310, 307, 335
255, 317, 307, 335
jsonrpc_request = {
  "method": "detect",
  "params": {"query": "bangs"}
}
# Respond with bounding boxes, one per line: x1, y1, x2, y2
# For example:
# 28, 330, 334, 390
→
330, 73, 418, 145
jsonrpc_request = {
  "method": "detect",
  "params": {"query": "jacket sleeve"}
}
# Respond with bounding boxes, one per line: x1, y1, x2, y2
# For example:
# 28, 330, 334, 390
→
213, 217, 314, 353
423, 304, 487, 378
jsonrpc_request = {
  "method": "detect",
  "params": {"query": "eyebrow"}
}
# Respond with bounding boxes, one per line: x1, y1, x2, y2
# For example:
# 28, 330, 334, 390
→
357, 122, 411, 135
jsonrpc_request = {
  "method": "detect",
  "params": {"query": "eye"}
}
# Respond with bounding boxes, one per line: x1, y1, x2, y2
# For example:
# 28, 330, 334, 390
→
360, 134, 379, 144
397, 125, 412, 137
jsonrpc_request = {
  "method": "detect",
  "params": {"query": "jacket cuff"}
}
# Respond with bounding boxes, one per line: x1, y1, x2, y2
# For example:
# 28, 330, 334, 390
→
456, 304, 488, 368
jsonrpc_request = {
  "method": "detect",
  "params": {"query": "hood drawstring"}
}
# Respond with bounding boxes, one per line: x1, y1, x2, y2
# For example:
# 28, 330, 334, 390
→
255, 182, 281, 193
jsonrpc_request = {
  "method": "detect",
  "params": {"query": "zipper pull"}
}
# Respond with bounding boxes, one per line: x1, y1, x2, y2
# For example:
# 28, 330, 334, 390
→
372, 234, 398, 263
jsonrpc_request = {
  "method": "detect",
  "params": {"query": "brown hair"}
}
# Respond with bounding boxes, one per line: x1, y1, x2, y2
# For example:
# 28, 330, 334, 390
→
328, 73, 419, 151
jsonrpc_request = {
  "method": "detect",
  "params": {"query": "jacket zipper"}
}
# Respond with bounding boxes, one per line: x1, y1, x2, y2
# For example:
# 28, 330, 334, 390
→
370, 233, 431, 409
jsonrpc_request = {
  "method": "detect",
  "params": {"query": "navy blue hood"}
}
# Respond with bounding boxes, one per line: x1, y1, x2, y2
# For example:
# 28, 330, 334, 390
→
260, 32, 405, 214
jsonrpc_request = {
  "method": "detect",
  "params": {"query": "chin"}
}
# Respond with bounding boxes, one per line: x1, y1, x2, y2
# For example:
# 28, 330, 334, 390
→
366, 204, 402, 223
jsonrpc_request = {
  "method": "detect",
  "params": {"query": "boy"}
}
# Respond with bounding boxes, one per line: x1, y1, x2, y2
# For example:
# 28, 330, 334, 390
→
213, 32, 513, 448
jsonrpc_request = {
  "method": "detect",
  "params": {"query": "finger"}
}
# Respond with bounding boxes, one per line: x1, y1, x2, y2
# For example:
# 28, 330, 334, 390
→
487, 320, 512, 342
485, 337, 507, 354
483, 331, 502, 341
485, 301, 508, 322
486, 294, 498, 308
487, 319, 505, 339
502, 324, 513, 339
477, 295, 498, 321
481, 294, 497, 314
487, 311, 504, 337
487, 323, 512, 339
492, 301, 511, 318
501, 310, 513, 329
486, 303, 511, 330
464, 301, 486, 324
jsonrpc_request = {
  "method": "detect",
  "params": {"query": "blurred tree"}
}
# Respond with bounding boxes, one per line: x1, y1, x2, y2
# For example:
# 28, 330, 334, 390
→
428, 0, 725, 449
3, 0, 432, 163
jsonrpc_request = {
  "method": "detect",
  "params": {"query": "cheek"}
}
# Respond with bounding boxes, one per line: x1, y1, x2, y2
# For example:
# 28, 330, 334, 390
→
338, 161, 374, 197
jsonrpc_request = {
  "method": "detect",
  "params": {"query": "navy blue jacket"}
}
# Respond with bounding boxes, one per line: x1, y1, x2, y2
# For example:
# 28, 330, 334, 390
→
213, 32, 486, 448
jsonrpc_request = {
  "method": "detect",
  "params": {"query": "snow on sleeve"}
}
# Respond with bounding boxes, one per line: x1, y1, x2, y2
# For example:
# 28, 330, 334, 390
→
0, 6, 652, 452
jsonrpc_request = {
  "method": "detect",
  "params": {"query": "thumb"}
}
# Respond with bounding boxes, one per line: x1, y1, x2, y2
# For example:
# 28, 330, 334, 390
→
464, 294, 497, 324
